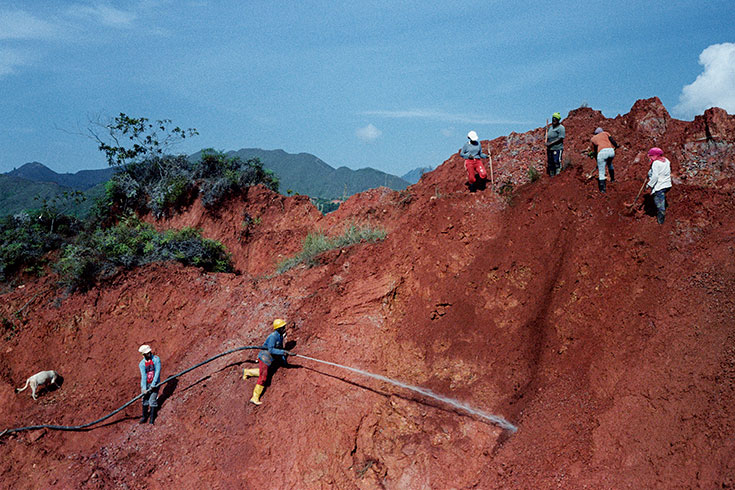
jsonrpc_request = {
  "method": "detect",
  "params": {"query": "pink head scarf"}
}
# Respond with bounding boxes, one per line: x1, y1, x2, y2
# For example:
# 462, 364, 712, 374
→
648, 147, 665, 162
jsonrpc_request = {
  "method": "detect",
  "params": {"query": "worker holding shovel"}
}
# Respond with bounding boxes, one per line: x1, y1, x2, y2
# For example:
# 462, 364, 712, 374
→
646, 147, 672, 224
460, 130, 489, 192
243, 318, 293, 405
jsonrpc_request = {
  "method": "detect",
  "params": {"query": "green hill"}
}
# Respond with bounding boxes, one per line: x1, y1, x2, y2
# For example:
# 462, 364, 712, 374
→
0, 174, 104, 218
7, 162, 115, 190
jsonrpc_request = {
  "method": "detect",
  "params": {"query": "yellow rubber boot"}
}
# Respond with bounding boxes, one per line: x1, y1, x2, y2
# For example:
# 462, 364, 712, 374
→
250, 384, 264, 405
243, 368, 259, 380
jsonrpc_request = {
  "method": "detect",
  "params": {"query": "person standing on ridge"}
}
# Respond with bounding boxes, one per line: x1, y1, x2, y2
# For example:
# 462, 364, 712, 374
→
545, 113, 565, 176
646, 147, 672, 224
243, 318, 293, 405
590, 127, 620, 193
138, 344, 162, 425
460, 130, 489, 192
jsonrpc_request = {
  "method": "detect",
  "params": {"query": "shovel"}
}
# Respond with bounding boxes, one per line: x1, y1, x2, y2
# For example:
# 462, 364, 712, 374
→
624, 178, 648, 209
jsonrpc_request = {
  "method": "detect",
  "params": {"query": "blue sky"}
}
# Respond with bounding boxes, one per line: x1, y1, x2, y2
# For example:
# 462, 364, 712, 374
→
1, 1, 733, 176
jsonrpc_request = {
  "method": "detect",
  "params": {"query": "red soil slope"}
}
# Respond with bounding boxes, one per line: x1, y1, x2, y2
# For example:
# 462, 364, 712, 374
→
1, 99, 734, 489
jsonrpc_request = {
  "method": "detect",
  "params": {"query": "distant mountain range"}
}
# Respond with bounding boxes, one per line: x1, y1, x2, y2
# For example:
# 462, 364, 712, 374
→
193, 148, 410, 199
1, 150, 423, 217
0, 174, 105, 218
6, 161, 116, 190
401, 166, 433, 185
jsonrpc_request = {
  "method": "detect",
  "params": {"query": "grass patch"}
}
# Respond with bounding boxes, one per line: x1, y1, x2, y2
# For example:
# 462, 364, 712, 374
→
527, 165, 541, 183
276, 223, 387, 274
498, 179, 516, 206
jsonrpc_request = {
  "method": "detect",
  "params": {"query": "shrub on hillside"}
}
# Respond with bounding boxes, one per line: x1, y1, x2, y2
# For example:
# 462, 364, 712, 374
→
98, 150, 279, 219
0, 211, 81, 281
196, 150, 279, 209
56, 215, 232, 291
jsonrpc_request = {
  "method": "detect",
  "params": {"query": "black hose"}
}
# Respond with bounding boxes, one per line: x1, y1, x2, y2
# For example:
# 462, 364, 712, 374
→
0, 345, 263, 438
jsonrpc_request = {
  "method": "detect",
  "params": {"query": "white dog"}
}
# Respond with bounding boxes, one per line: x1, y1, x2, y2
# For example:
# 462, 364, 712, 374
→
15, 370, 63, 400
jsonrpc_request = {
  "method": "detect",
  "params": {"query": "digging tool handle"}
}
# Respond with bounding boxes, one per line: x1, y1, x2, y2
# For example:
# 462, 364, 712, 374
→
627, 178, 648, 208
487, 142, 494, 191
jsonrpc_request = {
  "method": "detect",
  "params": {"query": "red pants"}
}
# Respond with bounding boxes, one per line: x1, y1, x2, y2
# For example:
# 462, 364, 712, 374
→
465, 159, 487, 184
256, 359, 269, 385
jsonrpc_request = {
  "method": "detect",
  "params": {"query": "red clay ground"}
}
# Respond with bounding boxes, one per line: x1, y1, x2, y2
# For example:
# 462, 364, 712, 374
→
1, 99, 734, 489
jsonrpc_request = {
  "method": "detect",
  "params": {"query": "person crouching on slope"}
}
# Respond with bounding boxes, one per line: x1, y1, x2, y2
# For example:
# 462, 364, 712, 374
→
243, 318, 293, 405
138, 344, 162, 424
646, 147, 672, 224
460, 131, 489, 192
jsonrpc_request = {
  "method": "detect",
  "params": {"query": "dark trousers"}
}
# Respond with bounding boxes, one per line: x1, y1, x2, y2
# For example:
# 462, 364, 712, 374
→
547, 149, 563, 176
653, 187, 670, 224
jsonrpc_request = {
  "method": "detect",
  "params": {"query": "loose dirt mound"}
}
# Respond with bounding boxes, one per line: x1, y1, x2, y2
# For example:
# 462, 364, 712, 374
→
1, 99, 734, 488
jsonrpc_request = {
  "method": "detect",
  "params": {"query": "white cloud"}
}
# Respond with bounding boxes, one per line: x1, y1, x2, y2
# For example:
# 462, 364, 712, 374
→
0, 9, 58, 39
361, 109, 525, 125
440, 127, 455, 137
67, 4, 137, 28
675, 42, 735, 117
356, 123, 382, 142
0, 47, 33, 78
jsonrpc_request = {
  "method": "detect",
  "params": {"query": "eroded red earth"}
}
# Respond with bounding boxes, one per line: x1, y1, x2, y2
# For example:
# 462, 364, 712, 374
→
1, 98, 734, 488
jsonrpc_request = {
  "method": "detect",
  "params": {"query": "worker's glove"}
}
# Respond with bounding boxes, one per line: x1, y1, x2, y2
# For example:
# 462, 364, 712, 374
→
285, 350, 295, 357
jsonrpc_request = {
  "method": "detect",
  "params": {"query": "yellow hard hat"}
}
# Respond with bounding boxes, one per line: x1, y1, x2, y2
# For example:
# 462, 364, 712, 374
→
273, 318, 287, 330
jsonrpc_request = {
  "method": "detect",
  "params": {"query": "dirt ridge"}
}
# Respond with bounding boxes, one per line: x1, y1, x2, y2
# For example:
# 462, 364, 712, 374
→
1, 98, 734, 488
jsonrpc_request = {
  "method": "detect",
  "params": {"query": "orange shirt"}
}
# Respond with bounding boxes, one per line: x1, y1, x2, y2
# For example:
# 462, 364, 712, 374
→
591, 131, 614, 150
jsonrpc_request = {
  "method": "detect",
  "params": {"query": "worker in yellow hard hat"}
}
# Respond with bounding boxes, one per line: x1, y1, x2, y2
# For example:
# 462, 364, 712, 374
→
545, 112, 566, 176
243, 318, 293, 405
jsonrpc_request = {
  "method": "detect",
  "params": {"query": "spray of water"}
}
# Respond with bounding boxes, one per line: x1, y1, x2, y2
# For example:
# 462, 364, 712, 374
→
294, 354, 517, 432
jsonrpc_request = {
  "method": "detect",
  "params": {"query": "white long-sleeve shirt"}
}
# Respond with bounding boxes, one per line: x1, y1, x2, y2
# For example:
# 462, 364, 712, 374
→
647, 157, 672, 193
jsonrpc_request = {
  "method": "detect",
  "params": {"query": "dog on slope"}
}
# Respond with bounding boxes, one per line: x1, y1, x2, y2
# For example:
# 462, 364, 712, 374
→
15, 370, 63, 400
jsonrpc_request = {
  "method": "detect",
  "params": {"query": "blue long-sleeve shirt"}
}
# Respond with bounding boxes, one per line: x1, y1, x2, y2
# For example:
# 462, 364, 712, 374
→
460, 141, 488, 160
258, 330, 287, 366
139, 355, 162, 392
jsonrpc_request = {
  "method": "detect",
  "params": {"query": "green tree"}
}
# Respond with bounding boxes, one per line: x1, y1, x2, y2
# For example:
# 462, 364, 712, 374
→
34, 191, 86, 233
89, 113, 198, 167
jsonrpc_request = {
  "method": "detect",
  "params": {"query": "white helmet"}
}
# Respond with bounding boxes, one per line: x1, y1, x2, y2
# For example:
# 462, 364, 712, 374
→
467, 131, 478, 141
139, 344, 152, 355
